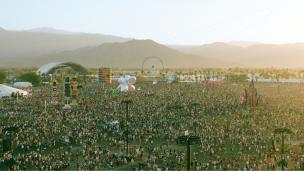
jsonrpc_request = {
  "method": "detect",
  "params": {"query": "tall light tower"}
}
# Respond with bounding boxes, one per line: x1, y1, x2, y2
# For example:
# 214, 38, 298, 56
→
121, 100, 132, 154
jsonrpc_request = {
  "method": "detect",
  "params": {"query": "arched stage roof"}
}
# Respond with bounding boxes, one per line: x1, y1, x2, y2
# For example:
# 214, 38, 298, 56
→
36, 62, 90, 75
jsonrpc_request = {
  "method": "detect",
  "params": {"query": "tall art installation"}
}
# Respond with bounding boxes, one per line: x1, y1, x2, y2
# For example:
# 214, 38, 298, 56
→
99, 68, 112, 89
70, 77, 77, 105
62, 77, 72, 110
248, 80, 258, 107
239, 80, 258, 107
51, 78, 58, 105
99, 68, 112, 83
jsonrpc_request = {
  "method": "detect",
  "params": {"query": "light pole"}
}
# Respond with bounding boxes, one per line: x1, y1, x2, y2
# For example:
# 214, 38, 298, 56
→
121, 100, 132, 154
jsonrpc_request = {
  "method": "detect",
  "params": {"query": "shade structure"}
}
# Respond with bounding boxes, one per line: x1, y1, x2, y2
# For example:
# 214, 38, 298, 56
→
36, 62, 90, 75
0, 84, 28, 97
13, 82, 33, 88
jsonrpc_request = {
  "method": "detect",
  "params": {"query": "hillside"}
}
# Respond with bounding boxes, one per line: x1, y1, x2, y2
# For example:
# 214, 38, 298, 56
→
227, 41, 260, 48
0, 40, 246, 68
173, 42, 304, 68
0, 27, 132, 58
175, 42, 243, 61
18, 27, 83, 34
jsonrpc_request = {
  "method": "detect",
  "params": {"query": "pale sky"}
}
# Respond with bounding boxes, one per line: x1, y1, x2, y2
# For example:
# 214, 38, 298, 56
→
0, 0, 304, 45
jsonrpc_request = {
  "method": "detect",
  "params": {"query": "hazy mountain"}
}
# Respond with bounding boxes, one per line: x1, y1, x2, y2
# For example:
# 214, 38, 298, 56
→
0, 27, 133, 58
175, 42, 243, 61
173, 42, 304, 68
0, 40, 246, 68
228, 41, 260, 48
167, 41, 260, 51
22, 27, 83, 34
231, 43, 304, 68
165, 45, 201, 50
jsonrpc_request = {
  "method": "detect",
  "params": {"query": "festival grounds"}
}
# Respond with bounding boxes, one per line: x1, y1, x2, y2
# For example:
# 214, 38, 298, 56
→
0, 81, 303, 170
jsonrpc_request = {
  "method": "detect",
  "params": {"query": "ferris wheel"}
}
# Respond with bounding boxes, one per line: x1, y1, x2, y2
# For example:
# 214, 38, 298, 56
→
141, 56, 165, 75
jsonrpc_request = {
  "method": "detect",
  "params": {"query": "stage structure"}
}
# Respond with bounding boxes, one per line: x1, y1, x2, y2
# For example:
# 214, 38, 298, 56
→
70, 76, 78, 105
62, 77, 71, 110
51, 78, 59, 105
36, 62, 89, 75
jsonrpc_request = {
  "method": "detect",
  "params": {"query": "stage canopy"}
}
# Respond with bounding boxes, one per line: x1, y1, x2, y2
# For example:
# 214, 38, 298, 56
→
13, 82, 33, 88
0, 84, 28, 97
36, 62, 90, 75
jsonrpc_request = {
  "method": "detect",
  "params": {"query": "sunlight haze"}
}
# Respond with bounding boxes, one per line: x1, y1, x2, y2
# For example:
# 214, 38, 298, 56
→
0, 0, 303, 45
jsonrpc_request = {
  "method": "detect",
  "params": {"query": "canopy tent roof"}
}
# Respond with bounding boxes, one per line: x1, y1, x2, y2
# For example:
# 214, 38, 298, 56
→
13, 82, 33, 88
0, 84, 28, 97
36, 62, 90, 75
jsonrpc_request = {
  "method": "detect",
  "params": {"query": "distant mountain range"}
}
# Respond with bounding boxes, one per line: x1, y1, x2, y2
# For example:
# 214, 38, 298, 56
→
10, 27, 84, 35
1, 27, 304, 68
173, 42, 304, 68
0, 39, 246, 68
166, 41, 260, 50
227, 41, 260, 48
0, 27, 133, 58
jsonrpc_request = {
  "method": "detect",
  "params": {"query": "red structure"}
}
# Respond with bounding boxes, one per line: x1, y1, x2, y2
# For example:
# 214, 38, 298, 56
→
206, 80, 222, 85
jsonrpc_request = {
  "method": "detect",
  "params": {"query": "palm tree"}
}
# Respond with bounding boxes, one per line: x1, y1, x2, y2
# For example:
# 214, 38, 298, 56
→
254, 75, 260, 82
225, 74, 229, 82
250, 71, 254, 81
162, 74, 165, 82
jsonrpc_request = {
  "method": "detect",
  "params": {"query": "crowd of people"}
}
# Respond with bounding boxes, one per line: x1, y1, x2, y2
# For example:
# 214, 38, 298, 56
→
0, 80, 304, 170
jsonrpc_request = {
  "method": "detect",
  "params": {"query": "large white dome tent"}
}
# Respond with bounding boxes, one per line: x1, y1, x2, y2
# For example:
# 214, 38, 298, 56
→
13, 82, 33, 88
0, 84, 28, 98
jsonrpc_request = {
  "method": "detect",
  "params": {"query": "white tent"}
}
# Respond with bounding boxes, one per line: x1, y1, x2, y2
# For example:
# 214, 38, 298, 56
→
13, 82, 33, 88
0, 84, 28, 97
